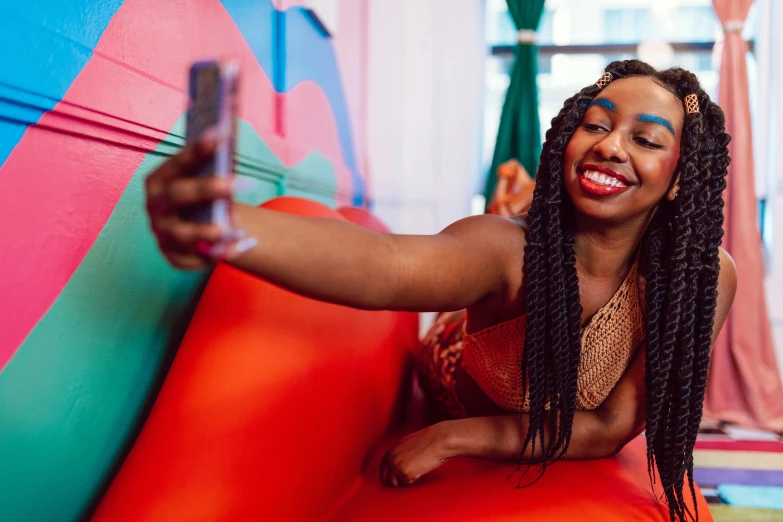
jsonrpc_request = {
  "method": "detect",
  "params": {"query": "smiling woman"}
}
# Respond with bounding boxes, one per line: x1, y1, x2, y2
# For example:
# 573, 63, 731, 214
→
564, 76, 685, 221
142, 59, 735, 522
412, 61, 736, 522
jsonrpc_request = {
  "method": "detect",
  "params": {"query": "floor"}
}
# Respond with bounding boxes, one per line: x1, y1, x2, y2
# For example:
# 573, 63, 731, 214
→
695, 421, 783, 521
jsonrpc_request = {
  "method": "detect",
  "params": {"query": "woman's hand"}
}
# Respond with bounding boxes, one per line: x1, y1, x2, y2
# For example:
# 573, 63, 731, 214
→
145, 130, 256, 270
380, 423, 454, 487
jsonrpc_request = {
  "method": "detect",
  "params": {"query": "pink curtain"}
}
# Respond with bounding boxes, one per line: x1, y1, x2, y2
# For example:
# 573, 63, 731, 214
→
704, 0, 783, 432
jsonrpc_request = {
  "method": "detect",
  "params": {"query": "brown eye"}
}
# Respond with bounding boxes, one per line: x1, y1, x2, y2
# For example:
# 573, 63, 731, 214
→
583, 123, 606, 132
634, 137, 664, 149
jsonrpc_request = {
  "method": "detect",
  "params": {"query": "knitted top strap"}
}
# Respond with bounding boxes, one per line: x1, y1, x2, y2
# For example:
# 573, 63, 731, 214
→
462, 261, 644, 412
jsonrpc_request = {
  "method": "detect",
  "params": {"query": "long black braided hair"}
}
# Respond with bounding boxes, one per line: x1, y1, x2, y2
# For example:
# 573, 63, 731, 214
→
520, 60, 730, 521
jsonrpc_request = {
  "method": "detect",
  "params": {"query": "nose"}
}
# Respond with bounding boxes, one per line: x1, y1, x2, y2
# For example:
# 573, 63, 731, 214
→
592, 130, 628, 163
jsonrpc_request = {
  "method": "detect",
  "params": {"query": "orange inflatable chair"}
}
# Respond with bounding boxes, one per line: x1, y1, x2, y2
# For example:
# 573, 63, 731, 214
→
92, 197, 713, 521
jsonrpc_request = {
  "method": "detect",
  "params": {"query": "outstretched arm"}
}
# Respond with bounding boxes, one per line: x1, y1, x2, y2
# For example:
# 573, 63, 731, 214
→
227, 204, 522, 312
145, 134, 526, 313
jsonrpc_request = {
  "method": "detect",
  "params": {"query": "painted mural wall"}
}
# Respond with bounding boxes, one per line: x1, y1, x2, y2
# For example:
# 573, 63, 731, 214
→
0, 1, 368, 520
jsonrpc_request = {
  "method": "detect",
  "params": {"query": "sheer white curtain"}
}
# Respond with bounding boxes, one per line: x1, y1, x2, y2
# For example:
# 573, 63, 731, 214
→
755, 0, 783, 376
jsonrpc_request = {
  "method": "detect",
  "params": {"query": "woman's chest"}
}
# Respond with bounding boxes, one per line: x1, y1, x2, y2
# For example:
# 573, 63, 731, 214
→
578, 274, 631, 326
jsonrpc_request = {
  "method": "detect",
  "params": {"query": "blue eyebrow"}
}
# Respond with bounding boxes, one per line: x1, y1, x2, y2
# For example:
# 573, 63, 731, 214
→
638, 114, 674, 135
590, 98, 615, 111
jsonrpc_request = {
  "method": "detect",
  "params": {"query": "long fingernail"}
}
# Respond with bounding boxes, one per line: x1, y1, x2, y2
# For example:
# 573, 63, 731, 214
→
231, 177, 257, 194
208, 242, 229, 259
223, 228, 247, 241
233, 237, 257, 255
195, 241, 213, 256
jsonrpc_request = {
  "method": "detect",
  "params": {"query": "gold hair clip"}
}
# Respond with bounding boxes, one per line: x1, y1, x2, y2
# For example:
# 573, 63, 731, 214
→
684, 94, 700, 115
595, 72, 613, 89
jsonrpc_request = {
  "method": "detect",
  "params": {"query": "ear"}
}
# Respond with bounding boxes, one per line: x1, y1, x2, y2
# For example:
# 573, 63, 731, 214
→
666, 174, 680, 201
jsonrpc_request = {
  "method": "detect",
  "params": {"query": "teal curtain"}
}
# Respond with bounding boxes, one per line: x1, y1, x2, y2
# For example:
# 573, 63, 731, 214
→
484, 0, 546, 207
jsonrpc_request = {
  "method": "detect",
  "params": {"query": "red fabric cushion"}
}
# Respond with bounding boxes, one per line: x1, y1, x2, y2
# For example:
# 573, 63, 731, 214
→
333, 436, 713, 522
93, 197, 713, 521
92, 198, 419, 521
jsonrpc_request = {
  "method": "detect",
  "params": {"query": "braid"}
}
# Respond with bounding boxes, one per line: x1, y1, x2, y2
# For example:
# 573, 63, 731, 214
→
646, 69, 729, 521
642, 206, 670, 479
656, 80, 703, 519
520, 60, 730, 522
683, 101, 731, 519
521, 87, 597, 465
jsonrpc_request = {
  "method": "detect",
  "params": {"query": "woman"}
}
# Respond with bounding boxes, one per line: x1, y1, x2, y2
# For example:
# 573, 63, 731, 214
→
145, 60, 736, 521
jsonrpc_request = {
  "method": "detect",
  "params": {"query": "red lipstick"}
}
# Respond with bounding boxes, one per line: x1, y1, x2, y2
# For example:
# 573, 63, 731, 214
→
577, 164, 632, 197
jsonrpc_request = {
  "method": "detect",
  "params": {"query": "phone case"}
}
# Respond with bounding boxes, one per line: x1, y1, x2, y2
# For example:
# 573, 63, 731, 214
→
184, 60, 239, 227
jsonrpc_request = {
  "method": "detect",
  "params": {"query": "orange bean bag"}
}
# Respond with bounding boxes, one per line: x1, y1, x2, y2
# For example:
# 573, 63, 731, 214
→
92, 197, 713, 521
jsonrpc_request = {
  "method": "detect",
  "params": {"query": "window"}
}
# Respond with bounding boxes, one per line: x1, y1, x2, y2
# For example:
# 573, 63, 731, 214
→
604, 9, 651, 43
483, 0, 767, 248
482, 0, 755, 170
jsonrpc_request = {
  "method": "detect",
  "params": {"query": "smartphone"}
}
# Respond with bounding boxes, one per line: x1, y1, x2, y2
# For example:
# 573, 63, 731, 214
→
184, 59, 239, 228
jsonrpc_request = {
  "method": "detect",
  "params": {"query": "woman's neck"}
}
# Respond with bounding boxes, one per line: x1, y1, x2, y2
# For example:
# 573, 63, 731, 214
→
573, 216, 647, 279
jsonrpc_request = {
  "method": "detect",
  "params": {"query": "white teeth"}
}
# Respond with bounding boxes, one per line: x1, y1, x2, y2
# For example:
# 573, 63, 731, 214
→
583, 169, 627, 188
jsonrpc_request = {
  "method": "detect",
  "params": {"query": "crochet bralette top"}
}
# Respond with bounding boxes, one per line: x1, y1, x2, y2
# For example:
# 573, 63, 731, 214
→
462, 261, 644, 412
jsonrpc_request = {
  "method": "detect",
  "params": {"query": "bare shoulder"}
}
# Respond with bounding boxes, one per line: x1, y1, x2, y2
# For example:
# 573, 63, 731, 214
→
438, 213, 527, 304
509, 212, 530, 236
440, 213, 527, 250
717, 247, 737, 301
710, 248, 737, 345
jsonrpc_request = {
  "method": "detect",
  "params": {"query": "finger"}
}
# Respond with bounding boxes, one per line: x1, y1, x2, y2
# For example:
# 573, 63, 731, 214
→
146, 139, 215, 195
163, 250, 210, 271
169, 133, 220, 175
399, 474, 416, 486
379, 452, 390, 484
146, 136, 218, 204
165, 177, 233, 208
156, 218, 226, 251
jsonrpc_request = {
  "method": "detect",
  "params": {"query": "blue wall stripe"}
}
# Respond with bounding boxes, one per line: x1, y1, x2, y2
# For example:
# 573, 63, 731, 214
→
0, 1, 125, 167
220, 0, 365, 205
